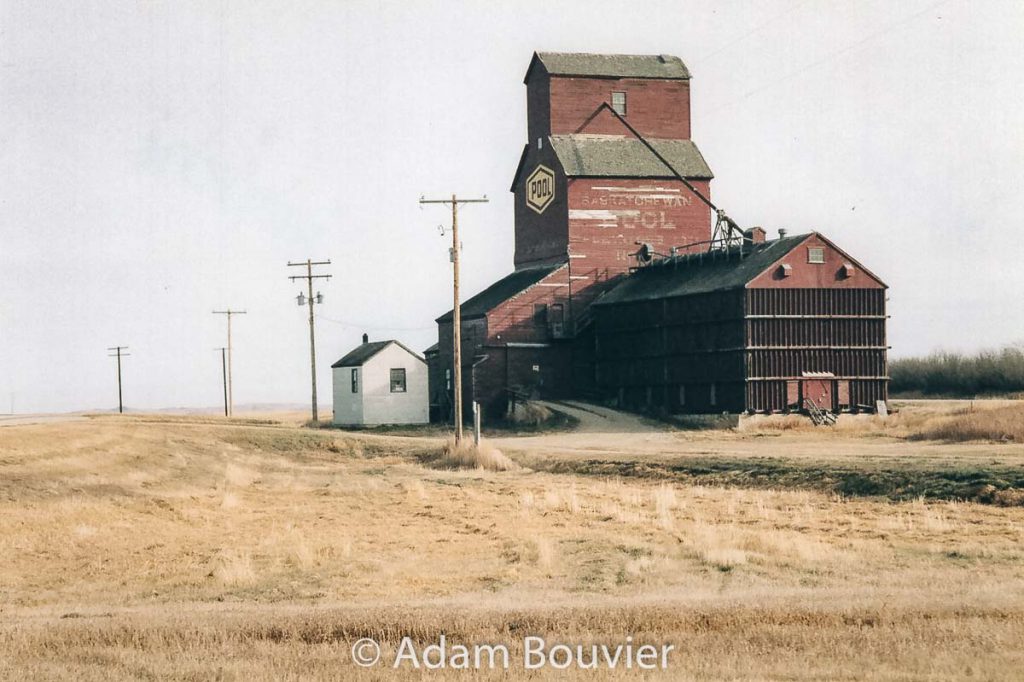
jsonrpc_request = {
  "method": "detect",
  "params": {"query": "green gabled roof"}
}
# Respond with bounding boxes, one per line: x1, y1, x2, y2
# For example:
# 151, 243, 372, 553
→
436, 263, 565, 323
550, 135, 713, 179
331, 340, 425, 368
528, 52, 691, 81
595, 234, 811, 306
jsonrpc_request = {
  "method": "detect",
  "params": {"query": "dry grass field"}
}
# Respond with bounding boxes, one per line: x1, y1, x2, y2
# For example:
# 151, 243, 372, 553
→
2, 403, 1023, 679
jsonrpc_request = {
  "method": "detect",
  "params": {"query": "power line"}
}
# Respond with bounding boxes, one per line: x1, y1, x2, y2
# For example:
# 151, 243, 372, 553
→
314, 314, 435, 333
691, 0, 811, 66
706, 0, 946, 114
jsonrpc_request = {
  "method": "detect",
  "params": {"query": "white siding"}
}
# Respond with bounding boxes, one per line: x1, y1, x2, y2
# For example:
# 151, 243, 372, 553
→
362, 343, 428, 425
331, 342, 428, 426
332, 366, 364, 425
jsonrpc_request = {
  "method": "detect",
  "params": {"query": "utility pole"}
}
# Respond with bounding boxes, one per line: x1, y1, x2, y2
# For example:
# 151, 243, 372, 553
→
419, 193, 489, 444
212, 309, 246, 416
107, 346, 129, 414
287, 259, 331, 422
215, 347, 228, 417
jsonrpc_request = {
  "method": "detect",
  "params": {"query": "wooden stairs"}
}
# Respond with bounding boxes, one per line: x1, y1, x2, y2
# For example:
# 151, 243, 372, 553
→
804, 399, 837, 426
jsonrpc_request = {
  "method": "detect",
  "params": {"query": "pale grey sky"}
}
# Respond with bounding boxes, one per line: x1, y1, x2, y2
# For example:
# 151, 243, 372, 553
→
2, 0, 1022, 413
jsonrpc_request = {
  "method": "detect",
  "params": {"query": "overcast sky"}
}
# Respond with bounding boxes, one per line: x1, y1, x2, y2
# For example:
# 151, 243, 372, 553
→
2, 0, 1022, 413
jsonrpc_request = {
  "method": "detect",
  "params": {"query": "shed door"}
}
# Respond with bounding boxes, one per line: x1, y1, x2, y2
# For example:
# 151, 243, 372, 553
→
803, 379, 833, 411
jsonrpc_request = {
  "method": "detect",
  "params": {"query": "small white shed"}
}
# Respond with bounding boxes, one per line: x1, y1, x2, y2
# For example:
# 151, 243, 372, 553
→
331, 337, 428, 426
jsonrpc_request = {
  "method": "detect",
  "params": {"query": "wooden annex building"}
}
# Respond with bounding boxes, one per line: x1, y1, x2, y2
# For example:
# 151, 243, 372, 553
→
592, 231, 888, 414
426, 51, 888, 420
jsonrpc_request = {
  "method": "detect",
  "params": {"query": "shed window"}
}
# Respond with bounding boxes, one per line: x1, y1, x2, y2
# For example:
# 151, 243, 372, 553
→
533, 303, 548, 325
808, 247, 825, 264
611, 91, 627, 116
390, 368, 407, 393
351, 368, 359, 393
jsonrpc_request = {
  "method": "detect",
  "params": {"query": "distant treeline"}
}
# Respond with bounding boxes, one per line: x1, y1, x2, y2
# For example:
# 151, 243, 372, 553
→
891, 346, 1024, 397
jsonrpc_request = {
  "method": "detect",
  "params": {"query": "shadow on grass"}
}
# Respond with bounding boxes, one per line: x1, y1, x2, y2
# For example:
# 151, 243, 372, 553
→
303, 409, 580, 438
520, 455, 1024, 506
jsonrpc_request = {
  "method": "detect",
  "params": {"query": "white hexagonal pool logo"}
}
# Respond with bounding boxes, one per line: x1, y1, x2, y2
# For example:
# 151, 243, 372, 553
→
525, 164, 555, 214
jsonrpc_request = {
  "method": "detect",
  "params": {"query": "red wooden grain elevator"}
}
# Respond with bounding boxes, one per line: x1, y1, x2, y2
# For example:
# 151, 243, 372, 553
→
427, 52, 888, 420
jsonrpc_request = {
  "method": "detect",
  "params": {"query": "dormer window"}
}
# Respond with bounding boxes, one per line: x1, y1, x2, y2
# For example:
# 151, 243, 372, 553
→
611, 91, 627, 116
807, 247, 825, 264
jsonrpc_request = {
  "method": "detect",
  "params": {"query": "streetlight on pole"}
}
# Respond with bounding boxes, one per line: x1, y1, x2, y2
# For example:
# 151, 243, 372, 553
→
419, 193, 488, 444
288, 259, 331, 423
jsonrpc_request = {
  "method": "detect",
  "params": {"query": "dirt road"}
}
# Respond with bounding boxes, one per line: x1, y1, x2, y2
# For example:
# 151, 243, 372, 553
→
0, 413, 86, 427
487, 400, 1024, 475
535, 400, 660, 433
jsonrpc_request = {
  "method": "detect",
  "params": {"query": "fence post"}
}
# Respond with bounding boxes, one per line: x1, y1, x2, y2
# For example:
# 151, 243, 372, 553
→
473, 401, 481, 446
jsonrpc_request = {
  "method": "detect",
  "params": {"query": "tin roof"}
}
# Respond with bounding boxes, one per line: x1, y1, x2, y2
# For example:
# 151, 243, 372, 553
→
436, 263, 565, 323
331, 340, 425, 368
595, 234, 811, 305
528, 52, 691, 81
550, 135, 713, 179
